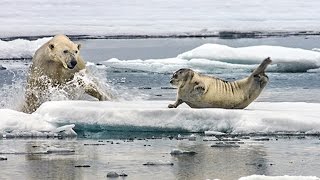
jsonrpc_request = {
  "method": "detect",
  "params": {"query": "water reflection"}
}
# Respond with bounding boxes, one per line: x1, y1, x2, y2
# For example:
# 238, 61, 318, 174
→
173, 141, 268, 180
25, 140, 80, 180
1, 137, 319, 180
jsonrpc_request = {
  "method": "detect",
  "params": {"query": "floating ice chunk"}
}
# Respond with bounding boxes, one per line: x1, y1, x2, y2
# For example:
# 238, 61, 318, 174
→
2, 133, 16, 139
143, 161, 174, 166
203, 137, 219, 141
75, 165, 91, 168
0, 65, 6, 70
239, 175, 320, 180
119, 173, 128, 177
178, 44, 320, 73
312, 48, 320, 52
170, 149, 197, 155
307, 68, 320, 73
204, 131, 226, 136
52, 124, 77, 137
46, 147, 75, 154
170, 149, 184, 155
176, 134, 196, 141
0, 156, 7, 160
253, 137, 270, 141
103, 57, 188, 73
220, 137, 240, 141
178, 44, 320, 64
189, 134, 196, 141
0, 109, 55, 132
106, 171, 128, 178
211, 142, 240, 148
0, 151, 48, 155
2, 130, 56, 139
239, 136, 250, 139
106, 172, 119, 178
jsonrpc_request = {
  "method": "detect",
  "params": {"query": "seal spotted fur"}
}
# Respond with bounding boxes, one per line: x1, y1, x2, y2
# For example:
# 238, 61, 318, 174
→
168, 57, 272, 109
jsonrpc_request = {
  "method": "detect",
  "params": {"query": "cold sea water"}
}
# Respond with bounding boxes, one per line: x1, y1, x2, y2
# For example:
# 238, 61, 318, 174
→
0, 36, 320, 180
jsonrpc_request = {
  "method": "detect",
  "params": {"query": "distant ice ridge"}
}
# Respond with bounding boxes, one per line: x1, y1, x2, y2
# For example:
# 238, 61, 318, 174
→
239, 175, 320, 180
103, 44, 320, 73
1, 0, 320, 37
0, 38, 51, 59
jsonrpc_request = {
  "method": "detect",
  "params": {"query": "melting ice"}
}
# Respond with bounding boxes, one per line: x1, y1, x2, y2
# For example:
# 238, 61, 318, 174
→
1, 101, 320, 135
1, 38, 320, 136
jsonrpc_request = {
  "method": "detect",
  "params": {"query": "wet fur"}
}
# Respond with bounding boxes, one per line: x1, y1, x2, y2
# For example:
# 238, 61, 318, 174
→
22, 35, 110, 113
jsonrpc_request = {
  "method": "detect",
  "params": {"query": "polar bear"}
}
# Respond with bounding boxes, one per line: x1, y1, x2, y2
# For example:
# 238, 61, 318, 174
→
22, 34, 111, 113
168, 57, 272, 109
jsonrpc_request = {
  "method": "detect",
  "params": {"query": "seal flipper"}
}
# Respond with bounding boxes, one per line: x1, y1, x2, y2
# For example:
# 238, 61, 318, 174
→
168, 99, 183, 108
251, 57, 272, 76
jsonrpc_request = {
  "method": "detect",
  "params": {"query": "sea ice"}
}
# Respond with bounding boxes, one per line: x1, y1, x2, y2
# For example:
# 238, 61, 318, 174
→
33, 100, 320, 134
177, 44, 320, 72
239, 175, 320, 180
1, 0, 320, 37
170, 149, 197, 155
46, 147, 75, 154
143, 161, 174, 166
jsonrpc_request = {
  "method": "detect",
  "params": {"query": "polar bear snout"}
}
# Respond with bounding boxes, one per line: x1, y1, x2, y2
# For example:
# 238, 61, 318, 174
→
67, 58, 77, 69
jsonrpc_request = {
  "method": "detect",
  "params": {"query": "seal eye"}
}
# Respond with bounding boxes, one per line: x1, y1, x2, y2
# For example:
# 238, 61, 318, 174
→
63, 50, 68, 54
75, 50, 78, 54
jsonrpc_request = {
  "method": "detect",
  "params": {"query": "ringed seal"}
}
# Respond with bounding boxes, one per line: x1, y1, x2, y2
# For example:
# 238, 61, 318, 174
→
168, 57, 272, 109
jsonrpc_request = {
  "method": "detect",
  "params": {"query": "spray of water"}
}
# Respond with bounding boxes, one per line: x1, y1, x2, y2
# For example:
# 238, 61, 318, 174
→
0, 62, 118, 112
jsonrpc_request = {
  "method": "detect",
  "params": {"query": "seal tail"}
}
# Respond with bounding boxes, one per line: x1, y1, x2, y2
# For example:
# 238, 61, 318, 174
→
251, 57, 272, 76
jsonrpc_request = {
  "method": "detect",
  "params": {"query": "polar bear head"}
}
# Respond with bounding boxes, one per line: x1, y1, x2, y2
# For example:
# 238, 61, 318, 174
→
47, 35, 81, 69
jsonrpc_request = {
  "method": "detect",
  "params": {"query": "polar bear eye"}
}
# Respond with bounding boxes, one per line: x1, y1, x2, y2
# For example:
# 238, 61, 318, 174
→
63, 50, 69, 54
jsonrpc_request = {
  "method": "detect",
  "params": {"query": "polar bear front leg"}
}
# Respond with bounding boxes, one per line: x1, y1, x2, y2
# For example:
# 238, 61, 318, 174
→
84, 83, 110, 101
22, 90, 40, 113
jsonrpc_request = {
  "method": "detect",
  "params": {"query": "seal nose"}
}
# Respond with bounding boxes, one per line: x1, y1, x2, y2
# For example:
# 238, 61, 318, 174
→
170, 79, 173, 84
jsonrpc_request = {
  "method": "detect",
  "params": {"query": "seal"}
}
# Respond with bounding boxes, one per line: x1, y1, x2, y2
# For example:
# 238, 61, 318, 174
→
168, 57, 272, 109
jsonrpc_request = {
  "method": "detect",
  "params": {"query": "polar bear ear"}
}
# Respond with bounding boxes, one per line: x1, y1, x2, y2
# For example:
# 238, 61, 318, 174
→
77, 44, 81, 50
49, 43, 55, 50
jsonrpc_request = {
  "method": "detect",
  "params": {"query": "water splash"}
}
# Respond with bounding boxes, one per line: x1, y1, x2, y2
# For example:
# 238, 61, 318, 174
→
0, 63, 117, 111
